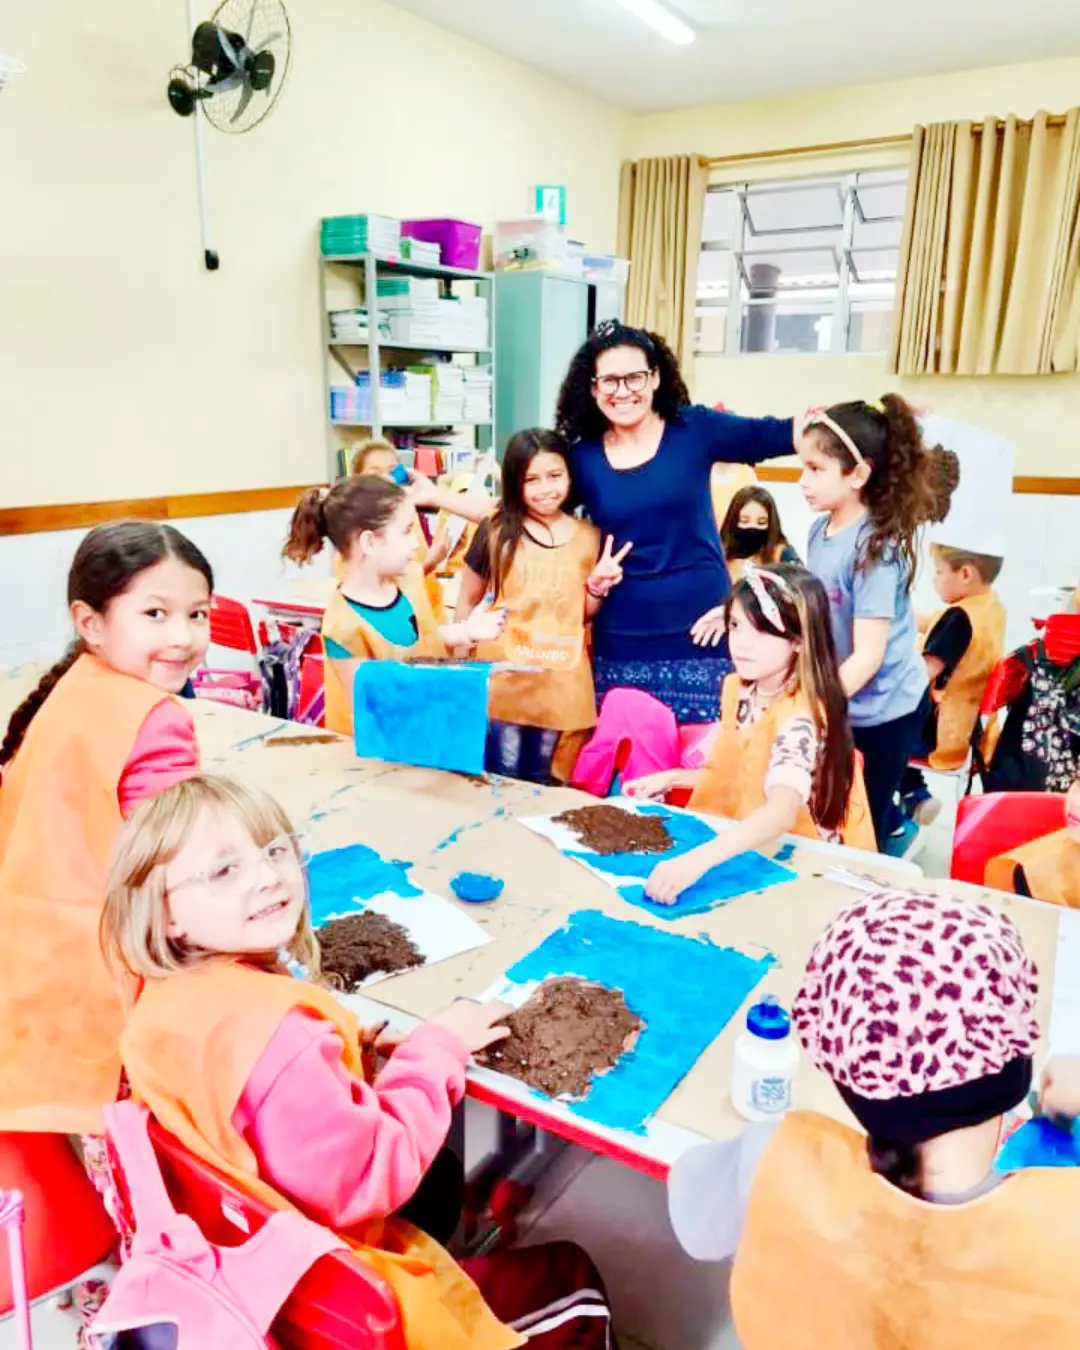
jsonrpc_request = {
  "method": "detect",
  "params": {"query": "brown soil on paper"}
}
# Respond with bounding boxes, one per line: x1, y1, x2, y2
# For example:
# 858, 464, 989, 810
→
478, 976, 644, 1099
317, 912, 425, 990
553, 804, 673, 856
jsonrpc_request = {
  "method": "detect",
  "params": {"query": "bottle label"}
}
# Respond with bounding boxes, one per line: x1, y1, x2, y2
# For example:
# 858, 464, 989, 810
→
751, 1075, 791, 1115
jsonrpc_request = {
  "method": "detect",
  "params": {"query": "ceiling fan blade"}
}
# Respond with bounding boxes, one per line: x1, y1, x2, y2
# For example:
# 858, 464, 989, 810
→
230, 80, 254, 123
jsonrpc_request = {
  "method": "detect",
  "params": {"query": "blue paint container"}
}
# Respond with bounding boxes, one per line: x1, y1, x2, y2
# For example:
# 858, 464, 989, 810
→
450, 872, 504, 903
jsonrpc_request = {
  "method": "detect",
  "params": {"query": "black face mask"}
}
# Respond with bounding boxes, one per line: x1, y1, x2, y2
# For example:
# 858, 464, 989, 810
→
729, 526, 770, 559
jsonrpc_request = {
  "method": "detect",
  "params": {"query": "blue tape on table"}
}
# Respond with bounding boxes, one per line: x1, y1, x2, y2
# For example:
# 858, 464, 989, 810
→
996, 1115, 1080, 1171
503, 909, 774, 1133
353, 661, 491, 774
308, 843, 420, 927
565, 804, 797, 919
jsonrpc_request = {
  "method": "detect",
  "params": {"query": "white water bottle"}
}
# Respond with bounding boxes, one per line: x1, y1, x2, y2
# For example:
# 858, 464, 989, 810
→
731, 995, 799, 1122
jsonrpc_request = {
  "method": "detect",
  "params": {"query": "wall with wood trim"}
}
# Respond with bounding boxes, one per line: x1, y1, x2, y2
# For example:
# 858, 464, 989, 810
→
0, 0, 629, 510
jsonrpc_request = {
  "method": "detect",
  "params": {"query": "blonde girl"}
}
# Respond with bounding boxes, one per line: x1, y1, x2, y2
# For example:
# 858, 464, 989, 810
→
626, 565, 874, 904
0, 521, 212, 1136
284, 475, 503, 736
102, 774, 617, 1350
455, 428, 627, 783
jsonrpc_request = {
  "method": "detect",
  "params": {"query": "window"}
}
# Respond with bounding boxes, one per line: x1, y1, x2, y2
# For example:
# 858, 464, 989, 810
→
695, 169, 908, 356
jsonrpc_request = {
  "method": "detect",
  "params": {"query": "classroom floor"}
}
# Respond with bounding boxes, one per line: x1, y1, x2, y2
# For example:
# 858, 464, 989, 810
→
0, 773, 961, 1350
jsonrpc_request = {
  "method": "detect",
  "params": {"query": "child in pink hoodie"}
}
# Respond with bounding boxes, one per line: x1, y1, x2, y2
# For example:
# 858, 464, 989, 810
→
102, 774, 616, 1350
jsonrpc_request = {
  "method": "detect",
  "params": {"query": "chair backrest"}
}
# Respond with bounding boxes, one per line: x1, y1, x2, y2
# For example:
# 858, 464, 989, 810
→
109, 1118, 404, 1350
951, 792, 1068, 886
210, 596, 259, 655
297, 653, 326, 727
0, 1131, 117, 1310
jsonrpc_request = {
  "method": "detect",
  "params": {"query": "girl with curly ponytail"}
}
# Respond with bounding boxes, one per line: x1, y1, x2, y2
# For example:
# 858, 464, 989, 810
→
799, 394, 959, 851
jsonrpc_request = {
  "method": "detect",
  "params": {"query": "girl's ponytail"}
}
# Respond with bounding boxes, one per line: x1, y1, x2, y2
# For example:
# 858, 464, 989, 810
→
283, 488, 330, 564
0, 642, 84, 768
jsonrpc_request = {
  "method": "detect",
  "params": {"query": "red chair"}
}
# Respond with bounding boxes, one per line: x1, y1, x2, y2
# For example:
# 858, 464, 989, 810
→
950, 792, 1068, 886
107, 1119, 405, 1350
297, 653, 326, 728
0, 1132, 118, 1313
210, 595, 259, 655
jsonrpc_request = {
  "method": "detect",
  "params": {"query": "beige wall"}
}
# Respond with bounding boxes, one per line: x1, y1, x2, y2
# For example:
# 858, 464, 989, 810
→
632, 56, 1080, 478
0, 0, 630, 507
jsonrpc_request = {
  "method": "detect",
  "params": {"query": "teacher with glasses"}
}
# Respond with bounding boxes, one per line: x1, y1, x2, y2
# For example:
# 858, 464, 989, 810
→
555, 321, 796, 724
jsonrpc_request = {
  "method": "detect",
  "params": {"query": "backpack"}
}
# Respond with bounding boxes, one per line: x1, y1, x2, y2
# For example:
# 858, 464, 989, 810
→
259, 629, 315, 721
571, 688, 680, 797
983, 641, 1080, 793
88, 1102, 344, 1349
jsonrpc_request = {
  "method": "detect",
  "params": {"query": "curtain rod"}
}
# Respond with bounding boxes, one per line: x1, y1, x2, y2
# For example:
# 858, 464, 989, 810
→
700, 113, 1072, 166
702, 133, 910, 166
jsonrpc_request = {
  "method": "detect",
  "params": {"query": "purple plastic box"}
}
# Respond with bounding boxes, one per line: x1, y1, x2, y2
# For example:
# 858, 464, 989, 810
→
401, 219, 482, 271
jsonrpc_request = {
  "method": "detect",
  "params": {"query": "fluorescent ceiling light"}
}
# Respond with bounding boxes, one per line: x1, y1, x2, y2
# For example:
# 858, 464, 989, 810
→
615, 0, 696, 45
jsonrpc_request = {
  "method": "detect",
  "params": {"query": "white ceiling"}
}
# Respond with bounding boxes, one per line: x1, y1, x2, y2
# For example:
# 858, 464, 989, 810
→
383, 0, 1080, 111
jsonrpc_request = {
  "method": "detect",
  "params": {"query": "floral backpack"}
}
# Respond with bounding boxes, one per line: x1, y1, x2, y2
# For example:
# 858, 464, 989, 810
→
88, 1102, 344, 1349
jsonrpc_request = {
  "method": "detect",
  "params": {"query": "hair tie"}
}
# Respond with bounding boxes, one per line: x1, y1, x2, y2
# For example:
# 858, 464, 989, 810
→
866, 399, 885, 415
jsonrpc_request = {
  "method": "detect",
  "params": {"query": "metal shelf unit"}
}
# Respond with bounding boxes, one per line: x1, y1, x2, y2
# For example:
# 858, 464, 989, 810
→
319, 249, 496, 480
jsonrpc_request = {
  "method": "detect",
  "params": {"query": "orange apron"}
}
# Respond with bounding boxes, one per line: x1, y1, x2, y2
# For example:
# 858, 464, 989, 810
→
0, 653, 181, 1134
321, 575, 448, 737
921, 591, 1006, 771
689, 676, 875, 850
731, 1110, 1080, 1350
477, 520, 600, 734
121, 962, 520, 1350
986, 829, 1080, 907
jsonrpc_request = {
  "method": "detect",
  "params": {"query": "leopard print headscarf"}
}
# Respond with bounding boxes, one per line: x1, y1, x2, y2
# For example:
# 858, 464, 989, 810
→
793, 888, 1040, 1101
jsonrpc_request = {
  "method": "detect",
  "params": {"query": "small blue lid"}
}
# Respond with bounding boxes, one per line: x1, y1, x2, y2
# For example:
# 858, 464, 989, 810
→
389, 464, 410, 485
746, 995, 791, 1041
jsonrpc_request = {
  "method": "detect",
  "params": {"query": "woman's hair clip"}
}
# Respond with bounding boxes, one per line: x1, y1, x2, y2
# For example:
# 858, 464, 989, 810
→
593, 319, 655, 355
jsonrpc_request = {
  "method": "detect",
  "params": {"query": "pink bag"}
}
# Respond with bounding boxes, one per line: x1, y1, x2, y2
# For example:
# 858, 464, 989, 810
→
0, 1191, 32, 1350
88, 1103, 344, 1348
571, 688, 680, 797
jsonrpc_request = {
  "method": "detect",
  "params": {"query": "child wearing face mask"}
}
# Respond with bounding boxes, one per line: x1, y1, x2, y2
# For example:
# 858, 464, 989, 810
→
624, 565, 874, 905
719, 486, 800, 584
102, 774, 619, 1350
0, 521, 213, 1137
285, 476, 505, 736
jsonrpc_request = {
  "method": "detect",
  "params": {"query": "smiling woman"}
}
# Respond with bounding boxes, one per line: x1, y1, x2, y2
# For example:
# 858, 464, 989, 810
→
0, 520, 214, 1136
555, 322, 796, 723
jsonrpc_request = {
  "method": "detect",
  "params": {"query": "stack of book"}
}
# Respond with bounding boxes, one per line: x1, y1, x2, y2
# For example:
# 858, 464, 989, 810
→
463, 366, 494, 424
328, 307, 371, 343
320, 214, 400, 257
376, 278, 489, 349
399, 236, 441, 266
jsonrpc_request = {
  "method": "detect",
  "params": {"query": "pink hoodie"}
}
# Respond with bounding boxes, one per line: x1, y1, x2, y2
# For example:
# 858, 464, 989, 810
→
231, 1011, 469, 1228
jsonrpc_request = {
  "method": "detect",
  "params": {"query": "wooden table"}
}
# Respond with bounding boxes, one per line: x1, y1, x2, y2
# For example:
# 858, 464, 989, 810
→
187, 700, 1063, 1179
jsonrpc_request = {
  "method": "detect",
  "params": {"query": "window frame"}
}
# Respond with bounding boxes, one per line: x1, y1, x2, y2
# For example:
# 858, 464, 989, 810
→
695, 167, 907, 358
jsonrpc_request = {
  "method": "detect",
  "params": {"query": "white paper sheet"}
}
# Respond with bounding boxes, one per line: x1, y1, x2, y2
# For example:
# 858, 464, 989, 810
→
319, 888, 491, 989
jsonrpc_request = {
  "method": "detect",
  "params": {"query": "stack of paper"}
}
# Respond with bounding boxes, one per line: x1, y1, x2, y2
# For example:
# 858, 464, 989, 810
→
400, 237, 441, 266
321, 214, 400, 256
329, 308, 371, 343
464, 366, 494, 424
376, 278, 489, 349
429, 364, 466, 423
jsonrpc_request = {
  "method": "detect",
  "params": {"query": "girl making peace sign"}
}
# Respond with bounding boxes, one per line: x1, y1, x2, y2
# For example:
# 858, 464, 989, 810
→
456, 429, 629, 783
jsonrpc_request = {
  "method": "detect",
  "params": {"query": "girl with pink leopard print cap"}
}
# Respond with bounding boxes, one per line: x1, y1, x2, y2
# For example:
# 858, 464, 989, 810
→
668, 888, 1080, 1350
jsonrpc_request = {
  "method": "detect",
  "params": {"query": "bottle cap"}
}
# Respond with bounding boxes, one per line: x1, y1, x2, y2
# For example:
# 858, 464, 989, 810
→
746, 995, 791, 1041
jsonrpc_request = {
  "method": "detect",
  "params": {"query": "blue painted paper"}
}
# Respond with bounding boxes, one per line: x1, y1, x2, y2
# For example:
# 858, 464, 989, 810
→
308, 843, 420, 927
564, 804, 796, 919
503, 909, 774, 1132
996, 1115, 1080, 1171
353, 661, 491, 774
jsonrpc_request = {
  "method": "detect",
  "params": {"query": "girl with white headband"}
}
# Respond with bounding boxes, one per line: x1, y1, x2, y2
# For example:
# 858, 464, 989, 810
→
625, 564, 874, 904
799, 397, 958, 854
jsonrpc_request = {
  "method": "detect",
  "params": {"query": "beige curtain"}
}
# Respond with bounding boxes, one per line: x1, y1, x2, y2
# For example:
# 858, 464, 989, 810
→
889, 110, 1080, 375
617, 155, 706, 364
